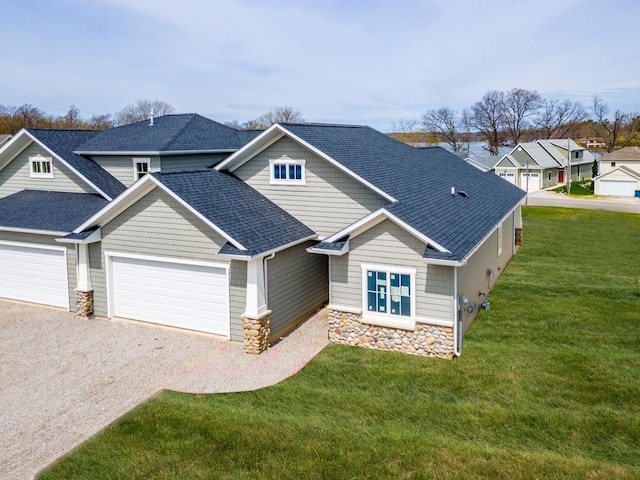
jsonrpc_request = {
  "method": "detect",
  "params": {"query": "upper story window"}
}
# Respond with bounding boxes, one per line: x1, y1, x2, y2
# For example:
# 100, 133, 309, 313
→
133, 158, 151, 180
611, 162, 616, 167
269, 157, 305, 185
29, 155, 53, 178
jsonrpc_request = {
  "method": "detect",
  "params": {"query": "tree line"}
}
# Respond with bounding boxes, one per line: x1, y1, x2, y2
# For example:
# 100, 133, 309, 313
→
392, 89, 640, 154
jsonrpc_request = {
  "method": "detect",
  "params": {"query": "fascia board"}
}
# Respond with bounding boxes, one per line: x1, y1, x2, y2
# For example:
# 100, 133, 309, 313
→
0, 130, 33, 171
0, 226, 68, 236
215, 124, 285, 171
75, 149, 237, 156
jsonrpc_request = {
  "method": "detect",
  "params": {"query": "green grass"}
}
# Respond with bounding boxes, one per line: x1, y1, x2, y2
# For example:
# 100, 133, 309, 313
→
38, 207, 640, 480
553, 179, 594, 195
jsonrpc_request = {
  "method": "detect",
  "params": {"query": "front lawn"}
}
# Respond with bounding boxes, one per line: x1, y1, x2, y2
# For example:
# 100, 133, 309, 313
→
552, 179, 594, 195
38, 207, 640, 480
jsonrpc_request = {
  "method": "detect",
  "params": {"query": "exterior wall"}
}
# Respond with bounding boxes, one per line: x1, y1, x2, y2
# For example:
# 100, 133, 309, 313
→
233, 136, 389, 237
599, 160, 640, 176
267, 240, 328, 339
594, 171, 640, 195
89, 188, 243, 338
330, 219, 454, 323
88, 155, 160, 187
160, 153, 230, 172
571, 162, 593, 181
510, 149, 534, 168
0, 143, 96, 198
0, 231, 76, 310
456, 210, 516, 334
541, 168, 559, 188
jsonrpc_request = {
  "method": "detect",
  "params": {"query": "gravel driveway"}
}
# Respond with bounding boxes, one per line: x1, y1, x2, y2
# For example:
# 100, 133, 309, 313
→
0, 301, 329, 480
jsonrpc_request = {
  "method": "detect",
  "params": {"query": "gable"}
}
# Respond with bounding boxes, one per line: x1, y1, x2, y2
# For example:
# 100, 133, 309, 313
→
496, 155, 518, 168
0, 142, 97, 199
232, 135, 389, 238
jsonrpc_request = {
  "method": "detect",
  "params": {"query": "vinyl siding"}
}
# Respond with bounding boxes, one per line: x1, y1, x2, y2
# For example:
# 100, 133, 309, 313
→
330, 219, 454, 322
229, 260, 246, 341
0, 143, 96, 198
0, 231, 76, 310
599, 160, 640, 176
457, 211, 515, 334
88, 155, 160, 187
90, 188, 237, 324
267, 241, 328, 338
496, 157, 516, 168
160, 153, 230, 172
542, 168, 559, 188
233, 136, 389, 237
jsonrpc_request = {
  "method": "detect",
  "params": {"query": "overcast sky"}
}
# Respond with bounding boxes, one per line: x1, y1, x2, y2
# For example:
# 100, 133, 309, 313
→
2, 0, 639, 131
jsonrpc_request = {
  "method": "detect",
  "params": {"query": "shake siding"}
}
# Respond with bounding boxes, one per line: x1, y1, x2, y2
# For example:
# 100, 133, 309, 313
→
457, 212, 515, 334
0, 231, 76, 310
89, 155, 160, 187
0, 143, 96, 198
330, 220, 453, 322
233, 136, 389, 238
160, 153, 230, 172
267, 241, 328, 338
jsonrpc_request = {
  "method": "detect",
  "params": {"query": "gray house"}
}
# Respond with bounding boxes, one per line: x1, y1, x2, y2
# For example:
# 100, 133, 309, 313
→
0, 115, 525, 358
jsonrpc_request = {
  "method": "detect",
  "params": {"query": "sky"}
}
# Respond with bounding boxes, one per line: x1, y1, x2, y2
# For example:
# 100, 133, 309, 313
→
2, 0, 639, 131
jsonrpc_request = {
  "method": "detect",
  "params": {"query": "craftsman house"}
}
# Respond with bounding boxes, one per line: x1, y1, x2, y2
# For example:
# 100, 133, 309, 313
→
0, 115, 525, 358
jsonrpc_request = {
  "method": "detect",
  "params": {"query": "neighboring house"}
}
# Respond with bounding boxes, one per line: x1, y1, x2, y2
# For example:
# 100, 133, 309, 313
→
0, 134, 12, 148
0, 115, 525, 359
593, 147, 640, 196
472, 139, 596, 192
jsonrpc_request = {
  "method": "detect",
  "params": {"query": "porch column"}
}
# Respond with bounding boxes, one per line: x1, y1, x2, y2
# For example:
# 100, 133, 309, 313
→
242, 257, 271, 354
76, 243, 94, 318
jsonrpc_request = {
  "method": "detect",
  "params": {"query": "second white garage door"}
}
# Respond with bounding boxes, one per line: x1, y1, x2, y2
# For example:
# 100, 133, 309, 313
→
598, 180, 637, 197
111, 256, 229, 336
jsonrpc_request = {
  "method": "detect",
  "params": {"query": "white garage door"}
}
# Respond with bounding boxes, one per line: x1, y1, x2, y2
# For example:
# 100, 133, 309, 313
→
0, 242, 68, 308
498, 172, 516, 184
599, 180, 637, 197
111, 256, 229, 336
520, 172, 540, 192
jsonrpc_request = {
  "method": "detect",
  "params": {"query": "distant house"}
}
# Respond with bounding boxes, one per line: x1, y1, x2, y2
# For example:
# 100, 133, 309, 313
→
593, 147, 640, 196
578, 138, 606, 149
0, 134, 12, 148
468, 139, 596, 192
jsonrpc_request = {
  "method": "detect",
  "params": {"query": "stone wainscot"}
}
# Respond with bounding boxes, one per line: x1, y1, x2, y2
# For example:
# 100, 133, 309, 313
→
328, 309, 455, 359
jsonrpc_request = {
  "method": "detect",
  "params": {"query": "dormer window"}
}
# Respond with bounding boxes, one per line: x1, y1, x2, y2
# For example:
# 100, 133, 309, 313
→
269, 157, 305, 185
133, 158, 151, 180
29, 155, 53, 178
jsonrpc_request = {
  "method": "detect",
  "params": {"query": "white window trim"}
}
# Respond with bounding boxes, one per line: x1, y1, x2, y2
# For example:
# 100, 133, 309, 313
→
133, 157, 151, 180
269, 156, 306, 185
361, 263, 416, 330
29, 155, 54, 179
497, 224, 503, 256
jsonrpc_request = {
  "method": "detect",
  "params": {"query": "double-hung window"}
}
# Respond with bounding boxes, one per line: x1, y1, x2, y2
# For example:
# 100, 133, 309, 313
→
269, 157, 305, 184
362, 264, 416, 328
133, 158, 151, 180
29, 155, 53, 178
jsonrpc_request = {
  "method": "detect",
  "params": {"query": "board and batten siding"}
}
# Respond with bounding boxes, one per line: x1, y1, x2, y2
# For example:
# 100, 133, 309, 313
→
0, 231, 76, 310
267, 241, 328, 339
88, 155, 160, 187
160, 153, 230, 172
330, 219, 454, 322
233, 136, 389, 238
456, 211, 515, 334
89, 187, 246, 340
0, 143, 97, 198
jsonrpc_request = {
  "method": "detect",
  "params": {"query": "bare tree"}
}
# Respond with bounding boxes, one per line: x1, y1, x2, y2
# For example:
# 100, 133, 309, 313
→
390, 118, 419, 133
252, 106, 305, 129
88, 113, 115, 130
469, 90, 505, 155
502, 88, 542, 145
62, 105, 83, 128
421, 107, 464, 152
536, 99, 587, 139
116, 99, 175, 126
589, 96, 640, 152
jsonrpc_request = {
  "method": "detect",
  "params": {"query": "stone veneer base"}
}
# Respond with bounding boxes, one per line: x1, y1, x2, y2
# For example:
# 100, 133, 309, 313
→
75, 289, 94, 319
328, 309, 455, 359
242, 316, 270, 354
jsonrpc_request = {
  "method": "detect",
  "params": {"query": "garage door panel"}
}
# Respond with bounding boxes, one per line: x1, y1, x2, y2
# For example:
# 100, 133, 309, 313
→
112, 256, 229, 336
0, 244, 68, 308
599, 180, 637, 197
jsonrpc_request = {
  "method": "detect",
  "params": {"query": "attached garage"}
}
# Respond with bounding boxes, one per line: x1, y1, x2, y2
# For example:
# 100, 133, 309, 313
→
520, 172, 540, 192
0, 241, 68, 308
598, 180, 637, 197
109, 254, 230, 336
498, 172, 516, 185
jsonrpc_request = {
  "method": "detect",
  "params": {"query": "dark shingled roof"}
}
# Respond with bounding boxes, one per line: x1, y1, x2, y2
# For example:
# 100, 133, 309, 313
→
77, 114, 256, 153
26, 129, 127, 200
151, 170, 315, 257
0, 190, 109, 232
281, 123, 526, 263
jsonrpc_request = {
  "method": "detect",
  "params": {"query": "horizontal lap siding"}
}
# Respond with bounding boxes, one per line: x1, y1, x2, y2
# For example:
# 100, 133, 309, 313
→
233, 137, 388, 238
90, 188, 235, 319
0, 231, 76, 310
457, 212, 515, 334
89, 155, 159, 187
160, 153, 230, 172
331, 220, 453, 321
0, 143, 96, 198
229, 260, 246, 341
267, 241, 328, 337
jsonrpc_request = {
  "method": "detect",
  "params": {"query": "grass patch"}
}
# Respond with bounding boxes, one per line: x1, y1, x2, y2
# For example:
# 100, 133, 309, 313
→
38, 207, 640, 479
553, 179, 594, 195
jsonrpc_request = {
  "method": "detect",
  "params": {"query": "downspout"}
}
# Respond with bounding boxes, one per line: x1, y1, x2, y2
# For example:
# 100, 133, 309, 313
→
262, 252, 276, 309
453, 267, 462, 357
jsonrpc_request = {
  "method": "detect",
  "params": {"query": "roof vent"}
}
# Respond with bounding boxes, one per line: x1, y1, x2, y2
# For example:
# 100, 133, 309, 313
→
458, 191, 469, 199
149, 112, 154, 126
451, 186, 455, 196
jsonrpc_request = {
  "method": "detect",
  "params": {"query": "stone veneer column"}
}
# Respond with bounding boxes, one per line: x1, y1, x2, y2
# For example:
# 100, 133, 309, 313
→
328, 309, 455, 359
242, 316, 270, 354
75, 289, 94, 319
515, 228, 523, 246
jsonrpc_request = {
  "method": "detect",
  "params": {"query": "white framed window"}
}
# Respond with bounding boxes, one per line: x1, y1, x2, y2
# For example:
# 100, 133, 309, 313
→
133, 158, 151, 180
548, 171, 552, 182
361, 264, 416, 329
29, 155, 53, 178
269, 157, 305, 185
497, 224, 503, 256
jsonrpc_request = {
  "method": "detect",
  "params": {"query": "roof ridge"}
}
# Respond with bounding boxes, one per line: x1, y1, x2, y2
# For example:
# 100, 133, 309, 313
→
161, 113, 199, 150
282, 122, 368, 128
